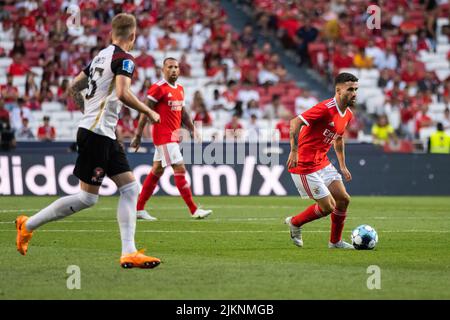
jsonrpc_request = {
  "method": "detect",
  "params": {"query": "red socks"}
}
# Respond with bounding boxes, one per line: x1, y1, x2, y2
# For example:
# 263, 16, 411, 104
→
174, 172, 197, 214
330, 209, 347, 244
137, 171, 161, 211
291, 204, 324, 227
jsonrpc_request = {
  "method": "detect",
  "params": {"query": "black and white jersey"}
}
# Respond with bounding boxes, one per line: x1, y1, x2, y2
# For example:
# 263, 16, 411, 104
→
78, 44, 135, 139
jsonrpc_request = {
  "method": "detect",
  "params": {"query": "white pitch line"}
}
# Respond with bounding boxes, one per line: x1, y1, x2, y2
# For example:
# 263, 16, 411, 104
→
2, 216, 450, 224
0, 229, 449, 233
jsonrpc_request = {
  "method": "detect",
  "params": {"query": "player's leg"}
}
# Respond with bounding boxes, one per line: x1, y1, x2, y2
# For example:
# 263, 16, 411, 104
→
172, 162, 212, 218
136, 161, 164, 221
286, 173, 335, 247
165, 142, 211, 218
327, 180, 352, 248
110, 171, 160, 269
16, 128, 102, 255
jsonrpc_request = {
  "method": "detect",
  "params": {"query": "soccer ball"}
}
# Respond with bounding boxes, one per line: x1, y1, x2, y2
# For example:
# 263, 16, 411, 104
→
351, 225, 378, 250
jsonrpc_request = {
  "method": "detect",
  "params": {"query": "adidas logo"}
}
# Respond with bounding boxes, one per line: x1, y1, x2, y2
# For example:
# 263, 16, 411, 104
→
329, 122, 335, 127
168, 92, 173, 97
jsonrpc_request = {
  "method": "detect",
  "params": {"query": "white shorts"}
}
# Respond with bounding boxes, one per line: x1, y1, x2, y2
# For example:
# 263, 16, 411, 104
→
291, 164, 342, 200
153, 143, 183, 168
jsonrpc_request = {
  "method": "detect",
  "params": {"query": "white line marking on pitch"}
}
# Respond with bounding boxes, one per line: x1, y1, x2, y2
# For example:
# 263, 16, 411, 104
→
0, 229, 449, 233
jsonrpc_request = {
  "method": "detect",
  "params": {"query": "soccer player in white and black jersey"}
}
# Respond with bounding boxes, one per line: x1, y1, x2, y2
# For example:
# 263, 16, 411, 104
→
15, 13, 162, 269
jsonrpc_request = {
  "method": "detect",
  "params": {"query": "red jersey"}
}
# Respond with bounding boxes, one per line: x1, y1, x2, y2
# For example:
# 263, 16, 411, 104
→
275, 119, 290, 141
289, 98, 353, 175
147, 79, 184, 146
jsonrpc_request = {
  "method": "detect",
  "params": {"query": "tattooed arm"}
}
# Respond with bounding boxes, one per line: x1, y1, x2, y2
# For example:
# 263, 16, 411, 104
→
68, 72, 89, 113
334, 136, 352, 181
287, 117, 305, 169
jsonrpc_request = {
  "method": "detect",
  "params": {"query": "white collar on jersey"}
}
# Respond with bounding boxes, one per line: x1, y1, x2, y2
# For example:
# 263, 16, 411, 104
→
333, 97, 347, 117
162, 78, 178, 89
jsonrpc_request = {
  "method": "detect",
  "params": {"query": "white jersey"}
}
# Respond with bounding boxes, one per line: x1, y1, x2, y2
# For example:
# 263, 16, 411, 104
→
78, 44, 136, 139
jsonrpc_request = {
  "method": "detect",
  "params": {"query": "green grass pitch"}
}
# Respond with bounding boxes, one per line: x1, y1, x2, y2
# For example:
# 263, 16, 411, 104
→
0, 196, 449, 299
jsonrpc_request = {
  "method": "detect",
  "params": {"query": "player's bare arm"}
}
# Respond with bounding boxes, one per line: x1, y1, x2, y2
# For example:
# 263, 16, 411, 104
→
287, 116, 305, 169
116, 75, 160, 123
334, 136, 352, 181
131, 98, 157, 151
68, 72, 89, 113
181, 107, 201, 142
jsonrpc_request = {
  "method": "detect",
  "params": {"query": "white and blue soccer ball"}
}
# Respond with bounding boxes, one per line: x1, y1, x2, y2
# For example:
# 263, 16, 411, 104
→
351, 225, 378, 250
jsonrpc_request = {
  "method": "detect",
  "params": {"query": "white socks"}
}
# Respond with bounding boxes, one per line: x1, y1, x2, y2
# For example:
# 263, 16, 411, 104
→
25, 182, 139, 256
26, 191, 98, 231
117, 181, 139, 255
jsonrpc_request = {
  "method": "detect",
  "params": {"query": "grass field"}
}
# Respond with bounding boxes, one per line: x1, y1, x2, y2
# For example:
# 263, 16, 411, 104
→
1, 196, 449, 300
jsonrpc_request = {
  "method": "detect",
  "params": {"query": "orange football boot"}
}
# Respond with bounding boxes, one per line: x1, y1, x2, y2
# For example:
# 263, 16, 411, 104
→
15, 215, 33, 255
120, 249, 161, 269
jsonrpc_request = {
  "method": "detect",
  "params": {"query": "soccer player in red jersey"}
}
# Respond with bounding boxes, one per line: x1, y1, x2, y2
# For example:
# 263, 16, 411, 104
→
131, 57, 212, 220
285, 73, 358, 249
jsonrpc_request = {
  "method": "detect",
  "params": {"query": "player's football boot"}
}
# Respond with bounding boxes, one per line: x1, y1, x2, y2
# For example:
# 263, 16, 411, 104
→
15, 215, 33, 255
328, 240, 354, 249
192, 208, 212, 219
136, 210, 158, 221
285, 217, 303, 247
120, 249, 161, 269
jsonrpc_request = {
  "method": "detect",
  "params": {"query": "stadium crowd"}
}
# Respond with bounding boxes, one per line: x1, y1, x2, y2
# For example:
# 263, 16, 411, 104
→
248, 0, 450, 151
0, 0, 449, 153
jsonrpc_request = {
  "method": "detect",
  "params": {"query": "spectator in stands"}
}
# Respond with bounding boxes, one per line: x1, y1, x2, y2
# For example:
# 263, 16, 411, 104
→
0, 99, 10, 125
0, 19, 14, 41
224, 114, 243, 140
25, 72, 39, 101
179, 53, 192, 77
0, 119, 16, 151
37, 116, 56, 142
428, 122, 450, 154
38, 79, 54, 103
8, 53, 29, 76
353, 48, 373, 69
191, 90, 206, 114
275, 110, 292, 142
0, 74, 19, 111
371, 114, 398, 146
10, 98, 32, 132
57, 79, 70, 105
239, 25, 257, 50
401, 61, 422, 84
16, 117, 34, 140
295, 89, 318, 115
117, 108, 137, 141
294, 17, 319, 66
439, 79, 450, 104
158, 32, 178, 50
136, 27, 159, 51
11, 39, 26, 57
246, 114, 260, 141
262, 94, 287, 121
137, 79, 152, 102
365, 39, 385, 69
378, 69, 390, 89
418, 71, 439, 94
378, 46, 398, 70
135, 47, 155, 69
415, 104, 434, 138
344, 105, 365, 140
208, 89, 233, 120
193, 101, 213, 127
237, 79, 260, 105
244, 99, 262, 119
258, 64, 279, 85
223, 80, 239, 104
442, 108, 450, 130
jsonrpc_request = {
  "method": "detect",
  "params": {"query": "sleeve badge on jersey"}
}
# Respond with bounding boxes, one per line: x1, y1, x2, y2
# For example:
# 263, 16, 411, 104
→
122, 59, 135, 73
